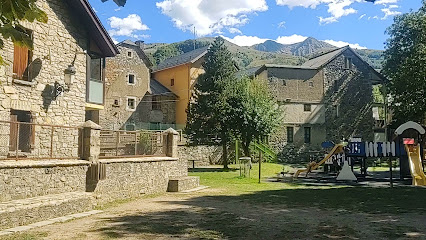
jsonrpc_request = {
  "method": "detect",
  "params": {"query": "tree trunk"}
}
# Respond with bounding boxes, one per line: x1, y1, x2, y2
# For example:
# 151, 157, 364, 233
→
222, 141, 228, 169
243, 141, 250, 157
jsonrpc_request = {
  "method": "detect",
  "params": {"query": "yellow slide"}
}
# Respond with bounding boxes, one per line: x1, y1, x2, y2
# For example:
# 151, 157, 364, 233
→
294, 144, 345, 178
404, 144, 426, 186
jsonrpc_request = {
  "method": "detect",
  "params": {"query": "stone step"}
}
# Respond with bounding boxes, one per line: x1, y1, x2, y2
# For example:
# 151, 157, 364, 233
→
0, 192, 94, 230
167, 176, 200, 192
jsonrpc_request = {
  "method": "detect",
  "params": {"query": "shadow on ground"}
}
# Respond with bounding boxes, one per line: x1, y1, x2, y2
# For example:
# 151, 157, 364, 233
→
93, 186, 426, 239
189, 167, 239, 173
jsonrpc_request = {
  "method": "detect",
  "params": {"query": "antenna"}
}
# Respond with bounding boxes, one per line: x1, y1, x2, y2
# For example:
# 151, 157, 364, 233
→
193, 26, 196, 50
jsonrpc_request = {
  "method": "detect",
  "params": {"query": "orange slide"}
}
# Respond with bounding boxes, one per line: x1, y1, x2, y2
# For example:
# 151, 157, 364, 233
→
293, 144, 345, 178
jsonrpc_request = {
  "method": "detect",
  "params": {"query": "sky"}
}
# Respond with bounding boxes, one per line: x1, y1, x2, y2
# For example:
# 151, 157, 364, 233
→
88, 0, 423, 50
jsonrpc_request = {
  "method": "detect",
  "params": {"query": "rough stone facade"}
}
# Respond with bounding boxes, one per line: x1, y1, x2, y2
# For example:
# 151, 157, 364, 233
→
258, 48, 382, 163
101, 44, 150, 130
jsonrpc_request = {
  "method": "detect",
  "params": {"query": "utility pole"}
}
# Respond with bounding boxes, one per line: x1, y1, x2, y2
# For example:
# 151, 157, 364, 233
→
193, 26, 196, 50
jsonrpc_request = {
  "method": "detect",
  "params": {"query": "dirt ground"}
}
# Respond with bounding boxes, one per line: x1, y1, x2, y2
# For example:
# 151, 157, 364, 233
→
9, 186, 426, 240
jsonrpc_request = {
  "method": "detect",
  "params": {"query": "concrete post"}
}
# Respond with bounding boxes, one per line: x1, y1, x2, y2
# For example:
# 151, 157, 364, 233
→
163, 128, 179, 158
81, 120, 101, 163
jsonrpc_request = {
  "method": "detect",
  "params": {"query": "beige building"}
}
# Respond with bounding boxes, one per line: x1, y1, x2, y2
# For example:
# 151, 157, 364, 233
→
101, 40, 177, 131
0, 0, 118, 158
251, 47, 387, 161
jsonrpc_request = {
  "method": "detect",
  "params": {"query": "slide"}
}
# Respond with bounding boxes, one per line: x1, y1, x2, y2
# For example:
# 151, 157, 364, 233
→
294, 144, 345, 178
404, 144, 426, 186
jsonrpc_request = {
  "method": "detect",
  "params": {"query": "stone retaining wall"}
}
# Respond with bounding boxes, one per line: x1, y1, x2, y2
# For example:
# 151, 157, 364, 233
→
0, 160, 89, 202
178, 145, 222, 166
93, 157, 187, 204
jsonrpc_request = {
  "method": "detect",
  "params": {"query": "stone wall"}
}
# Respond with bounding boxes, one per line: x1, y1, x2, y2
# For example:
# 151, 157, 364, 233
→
323, 50, 375, 143
0, 160, 89, 202
178, 145, 222, 166
101, 45, 151, 130
0, 0, 93, 159
93, 157, 187, 203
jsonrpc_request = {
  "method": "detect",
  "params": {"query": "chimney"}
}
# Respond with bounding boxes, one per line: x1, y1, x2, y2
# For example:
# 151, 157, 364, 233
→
135, 40, 145, 50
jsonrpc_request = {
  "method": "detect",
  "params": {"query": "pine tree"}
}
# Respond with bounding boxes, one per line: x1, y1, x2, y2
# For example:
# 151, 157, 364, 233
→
185, 37, 237, 169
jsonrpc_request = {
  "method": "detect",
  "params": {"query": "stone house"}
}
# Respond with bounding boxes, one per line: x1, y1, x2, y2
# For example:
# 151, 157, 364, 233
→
251, 46, 387, 161
0, 0, 118, 158
152, 47, 208, 129
100, 40, 177, 131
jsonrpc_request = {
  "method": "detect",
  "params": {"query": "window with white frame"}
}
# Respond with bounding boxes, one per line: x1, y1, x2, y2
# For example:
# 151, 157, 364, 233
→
128, 74, 135, 85
126, 97, 137, 111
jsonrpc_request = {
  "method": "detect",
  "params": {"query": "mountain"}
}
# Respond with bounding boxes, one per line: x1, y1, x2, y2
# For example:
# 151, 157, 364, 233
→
253, 37, 336, 56
144, 37, 384, 70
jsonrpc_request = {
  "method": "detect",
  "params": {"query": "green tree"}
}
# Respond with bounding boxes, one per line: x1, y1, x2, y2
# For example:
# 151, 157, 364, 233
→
382, 1, 426, 125
153, 44, 181, 65
228, 76, 282, 156
185, 37, 237, 169
0, 0, 48, 65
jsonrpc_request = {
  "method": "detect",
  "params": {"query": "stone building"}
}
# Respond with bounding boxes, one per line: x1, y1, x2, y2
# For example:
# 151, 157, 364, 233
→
0, 0, 118, 158
152, 47, 208, 129
251, 46, 387, 162
100, 40, 177, 131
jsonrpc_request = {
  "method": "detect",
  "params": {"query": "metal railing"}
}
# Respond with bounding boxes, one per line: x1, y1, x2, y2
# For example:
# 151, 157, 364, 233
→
0, 120, 82, 160
99, 130, 164, 158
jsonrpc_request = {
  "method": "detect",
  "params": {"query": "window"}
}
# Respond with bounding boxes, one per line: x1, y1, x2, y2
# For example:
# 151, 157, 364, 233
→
287, 127, 294, 143
304, 127, 311, 144
113, 99, 119, 106
171, 78, 175, 86
309, 81, 314, 87
282, 80, 286, 86
304, 104, 312, 112
127, 51, 132, 58
10, 110, 34, 153
125, 124, 135, 131
13, 29, 33, 80
127, 97, 137, 111
344, 57, 352, 69
90, 56, 102, 82
152, 96, 161, 110
128, 74, 135, 85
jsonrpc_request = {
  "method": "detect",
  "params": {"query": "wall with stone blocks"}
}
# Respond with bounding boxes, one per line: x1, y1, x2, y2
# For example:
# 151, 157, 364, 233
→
178, 145, 222, 166
0, 161, 89, 202
93, 157, 187, 204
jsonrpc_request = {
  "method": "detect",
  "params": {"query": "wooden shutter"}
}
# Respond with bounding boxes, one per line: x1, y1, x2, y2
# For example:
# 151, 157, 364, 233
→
13, 44, 29, 79
9, 115, 18, 151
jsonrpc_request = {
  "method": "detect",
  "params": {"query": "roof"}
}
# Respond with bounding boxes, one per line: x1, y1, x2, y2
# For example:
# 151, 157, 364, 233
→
153, 46, 209, 72
236, 66, 262, 78
150, 79, 177, 97
117, 40, 153, 67
302, 47, 346, 68
254, 64, 317, 76
67, 0, 119, 57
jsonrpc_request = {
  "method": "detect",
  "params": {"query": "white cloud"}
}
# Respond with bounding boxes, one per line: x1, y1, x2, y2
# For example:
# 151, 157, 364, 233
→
156, 0, 268, 36
228, 28, 243, 34
222, 35, 269, 46
324, 39, 367, 49
276, 34, 307, 44
374, 0, 399, 5
388, 5, 399, 9
277, 0, 364, 24
108, 14, 149, 38
359, 14, 366, 19
278, 21, 286, 28
114, 8, 122, 11
381, 7, 401, 20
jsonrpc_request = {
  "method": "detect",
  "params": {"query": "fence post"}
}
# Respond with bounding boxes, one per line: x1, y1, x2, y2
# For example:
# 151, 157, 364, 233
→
81, 120, 101, 163
162, 128, 179, 158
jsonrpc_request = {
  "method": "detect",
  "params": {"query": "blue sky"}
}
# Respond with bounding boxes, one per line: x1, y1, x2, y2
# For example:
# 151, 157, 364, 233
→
88, 0, 423, 50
